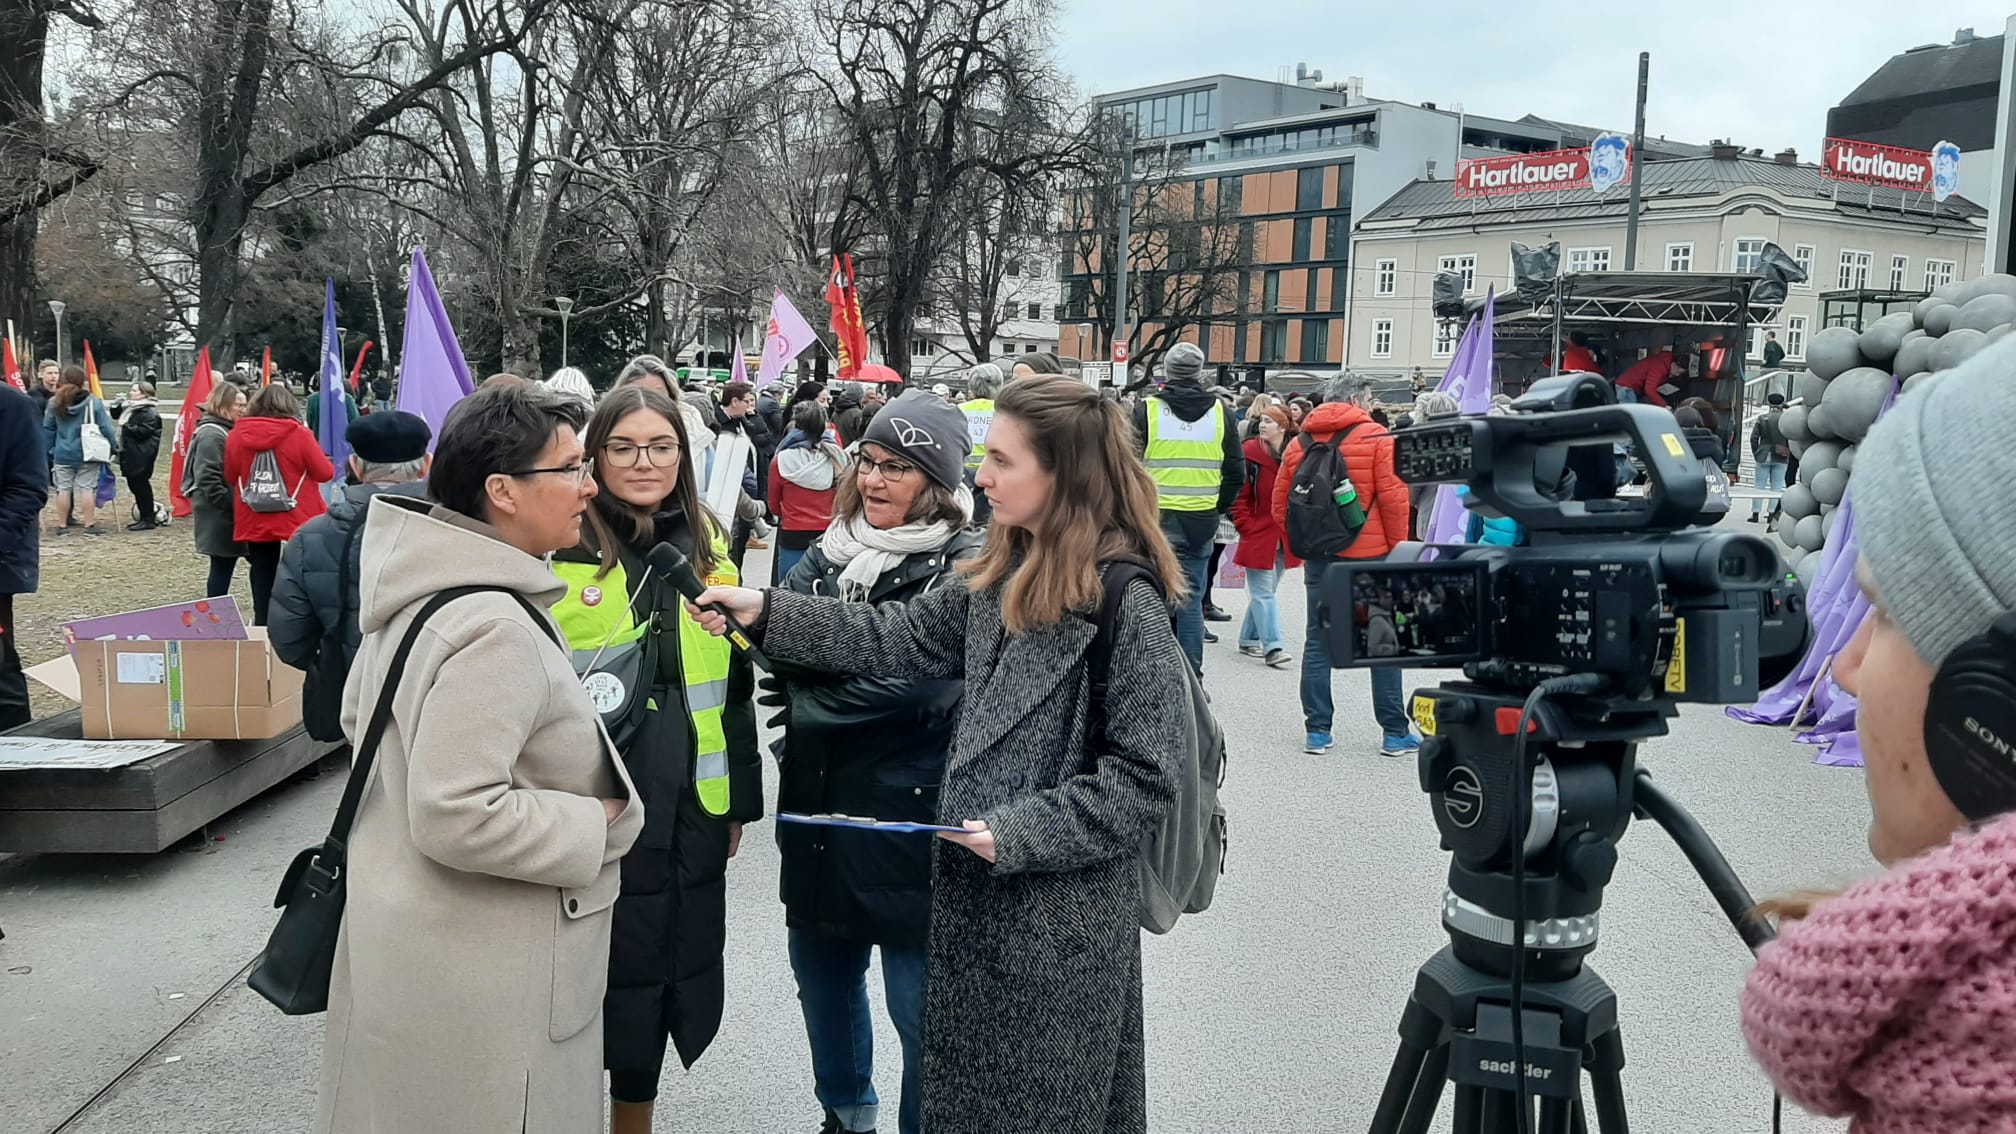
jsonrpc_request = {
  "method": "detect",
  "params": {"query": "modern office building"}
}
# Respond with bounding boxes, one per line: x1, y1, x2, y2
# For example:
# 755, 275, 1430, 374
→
1346, 146, 1986, 374
1057, 67, 1703, 377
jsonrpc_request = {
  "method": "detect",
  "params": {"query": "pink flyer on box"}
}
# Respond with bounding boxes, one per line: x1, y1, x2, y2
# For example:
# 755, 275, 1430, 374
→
63, 597, 250, 654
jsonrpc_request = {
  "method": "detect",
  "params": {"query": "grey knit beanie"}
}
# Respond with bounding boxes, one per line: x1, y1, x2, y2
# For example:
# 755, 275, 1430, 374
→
1164, 342, 1205, 385
860, 390, 969, 492
1856, 333, 2016, 666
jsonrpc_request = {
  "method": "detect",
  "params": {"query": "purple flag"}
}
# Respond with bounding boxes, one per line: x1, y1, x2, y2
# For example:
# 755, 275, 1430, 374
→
317, 279, 349, 488
1422, 290, 1498, 546
756, 290, 818, 389
395, 247, 474, 449
730, 336, 750, 387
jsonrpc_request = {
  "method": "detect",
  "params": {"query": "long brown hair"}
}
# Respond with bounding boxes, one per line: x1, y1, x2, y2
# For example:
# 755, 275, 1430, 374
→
577, 384, 721, 580
960, 373, 1185, 633
246, 383, 300, 420
51, 365, 90, 415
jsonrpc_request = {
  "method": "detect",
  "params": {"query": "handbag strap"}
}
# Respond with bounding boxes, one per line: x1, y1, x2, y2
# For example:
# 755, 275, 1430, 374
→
322, 585, 560, 850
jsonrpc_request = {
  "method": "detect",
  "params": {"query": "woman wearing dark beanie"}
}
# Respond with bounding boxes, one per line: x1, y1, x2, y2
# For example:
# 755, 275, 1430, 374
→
771, 390, 981, 1134
1741, 334, 2016, 1132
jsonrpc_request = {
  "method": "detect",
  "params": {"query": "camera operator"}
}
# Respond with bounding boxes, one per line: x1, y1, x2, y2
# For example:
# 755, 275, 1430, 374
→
1741, 340, 2016, 1130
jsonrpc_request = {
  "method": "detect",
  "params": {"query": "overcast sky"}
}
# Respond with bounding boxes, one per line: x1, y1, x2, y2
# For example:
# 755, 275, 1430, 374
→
1053, 0, 2008, 153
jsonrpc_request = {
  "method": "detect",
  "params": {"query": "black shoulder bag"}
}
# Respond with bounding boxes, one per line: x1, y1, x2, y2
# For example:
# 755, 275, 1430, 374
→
249, 585, 556, 1015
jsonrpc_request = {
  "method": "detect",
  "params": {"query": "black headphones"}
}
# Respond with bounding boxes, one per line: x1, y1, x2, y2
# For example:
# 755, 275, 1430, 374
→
1923, 611, 2016, 823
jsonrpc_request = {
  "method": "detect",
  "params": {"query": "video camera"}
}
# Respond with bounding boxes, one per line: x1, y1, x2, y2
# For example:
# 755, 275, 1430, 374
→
1322, 374, 1810, 701
1328, 375, 1807, 1134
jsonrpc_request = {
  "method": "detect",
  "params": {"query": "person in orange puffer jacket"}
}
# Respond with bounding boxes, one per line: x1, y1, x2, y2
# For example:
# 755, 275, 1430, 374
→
1271, 373, 1413, 757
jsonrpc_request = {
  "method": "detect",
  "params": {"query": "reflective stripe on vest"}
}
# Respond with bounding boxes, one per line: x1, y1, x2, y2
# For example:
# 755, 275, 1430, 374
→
551, 532, 739, 817
1144, 398, 1224, 511
960, 399, 995, 469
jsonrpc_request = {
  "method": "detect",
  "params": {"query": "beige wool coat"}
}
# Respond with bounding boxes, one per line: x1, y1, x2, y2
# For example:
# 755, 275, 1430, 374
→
314, 495, 644, 1134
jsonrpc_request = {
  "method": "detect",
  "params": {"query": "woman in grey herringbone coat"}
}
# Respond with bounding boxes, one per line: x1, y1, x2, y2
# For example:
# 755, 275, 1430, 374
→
695, 374, 1188, 1133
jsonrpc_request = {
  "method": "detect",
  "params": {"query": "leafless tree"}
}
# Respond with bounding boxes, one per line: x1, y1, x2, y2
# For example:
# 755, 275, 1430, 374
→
0, 0, 106, 324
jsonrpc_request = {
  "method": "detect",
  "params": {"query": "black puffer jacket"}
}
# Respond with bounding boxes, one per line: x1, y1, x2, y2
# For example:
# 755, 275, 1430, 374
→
268, 479, 429, 741
774, 526, 986, 947
116, 400, 163, 478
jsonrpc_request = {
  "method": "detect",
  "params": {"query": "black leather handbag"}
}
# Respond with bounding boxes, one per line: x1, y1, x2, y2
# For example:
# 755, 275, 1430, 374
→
249, 585, 542, 1015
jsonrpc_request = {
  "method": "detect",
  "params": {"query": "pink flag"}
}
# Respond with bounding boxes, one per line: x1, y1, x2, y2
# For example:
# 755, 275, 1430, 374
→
1422, 289, 1498, 546
730, 336, 750, 387
757, 290, 818, 388
394, 246, 475, 449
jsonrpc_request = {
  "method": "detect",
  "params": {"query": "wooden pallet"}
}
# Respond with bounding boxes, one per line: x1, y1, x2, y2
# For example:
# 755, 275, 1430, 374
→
0, 710, 339, 854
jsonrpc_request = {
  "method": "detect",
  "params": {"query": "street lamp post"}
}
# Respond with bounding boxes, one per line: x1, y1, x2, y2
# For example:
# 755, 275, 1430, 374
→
47, 299, 67, 371
555, 297, 575, 368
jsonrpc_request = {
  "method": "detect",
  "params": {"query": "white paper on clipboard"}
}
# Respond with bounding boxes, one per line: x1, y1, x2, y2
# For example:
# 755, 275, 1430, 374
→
700, 430, 755, 526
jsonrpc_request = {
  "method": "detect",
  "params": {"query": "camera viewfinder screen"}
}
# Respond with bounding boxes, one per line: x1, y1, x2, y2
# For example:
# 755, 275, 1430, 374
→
1341, 564, 1485, 667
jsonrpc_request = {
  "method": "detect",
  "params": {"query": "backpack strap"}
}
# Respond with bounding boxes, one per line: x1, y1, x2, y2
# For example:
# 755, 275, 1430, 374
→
1086, 558, 1169, 731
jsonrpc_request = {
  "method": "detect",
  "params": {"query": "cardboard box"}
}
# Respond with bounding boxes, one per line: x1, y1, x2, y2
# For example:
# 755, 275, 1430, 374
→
26, 629, 304, 741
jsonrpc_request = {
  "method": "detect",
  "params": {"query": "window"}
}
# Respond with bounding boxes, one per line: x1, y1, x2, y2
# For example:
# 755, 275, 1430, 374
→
1375, 258, 1397, 296
1301, 319, 1329, 363
911, 338, 936, 357
1666, 243, 1693, 272
1432, 320, 1458, 359
1925, 259, 1957, 289
1001, 300, 1018, 322
1325, 214, 1349, 260
1005, 259, 1021, 277
1261, 319, 1288, 363
1734, 238, 1765, 273
1223, 175, 1243, 213
1372, 319, 1394, 359
1292, 218, 1313, 262
1027, 302, 1042, 320
1746, 327, 1762, 361
1262, 269, 1280, 313
1785, 315, 1808, 360
1792, 244, 1815, 288
1297, 167, 1325, 212
1438, 254, 1477, 295
1331, 267, 1348, 311
1568, 246, 1612, 273
1052, 304, 1066, 322
1888, 255, 1909, 292
1838, 249, 1872, 291
1024, 344, 1038, 353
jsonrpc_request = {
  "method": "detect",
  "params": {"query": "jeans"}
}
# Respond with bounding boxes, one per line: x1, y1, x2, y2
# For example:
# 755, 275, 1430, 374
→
775, 545, 807, 585
1751, 461, 1787, 517
1238, 549, 1287, 653
1301, 560, 1411, 737
1161, 511, 1218, 672
788, 930, 927, 1134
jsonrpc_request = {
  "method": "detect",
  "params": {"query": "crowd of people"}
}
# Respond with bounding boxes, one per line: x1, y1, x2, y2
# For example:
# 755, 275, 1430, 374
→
5, 325, 2016, 1134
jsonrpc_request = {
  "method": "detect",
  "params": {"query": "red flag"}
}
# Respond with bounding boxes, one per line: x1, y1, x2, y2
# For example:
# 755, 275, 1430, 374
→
348, 341, 374, 394
259, 345, 273, 387
168, 347, 216, 518
825, 254, 870, 379
1, 336, 20, 392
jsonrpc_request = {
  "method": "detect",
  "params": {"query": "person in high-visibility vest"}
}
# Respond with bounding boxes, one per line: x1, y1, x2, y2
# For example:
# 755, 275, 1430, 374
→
549, 383, 759, 1134
957, 362, 1003, 525
1131, 341, 1243, 672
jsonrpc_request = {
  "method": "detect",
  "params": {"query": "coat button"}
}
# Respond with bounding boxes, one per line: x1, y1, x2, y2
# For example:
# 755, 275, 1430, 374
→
914, 787, 923, 795
1008, 772, 1025, 788
567, 898, 579, 914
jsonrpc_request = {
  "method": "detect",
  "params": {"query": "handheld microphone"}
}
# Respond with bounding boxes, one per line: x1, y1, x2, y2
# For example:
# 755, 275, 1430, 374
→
646, 542, 770, 671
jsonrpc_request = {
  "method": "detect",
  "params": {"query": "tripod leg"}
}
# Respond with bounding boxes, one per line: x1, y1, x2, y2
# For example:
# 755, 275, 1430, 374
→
1571, 1095, 1589, 1134
1538, 1095, 1576, 1134
1395, 1043, 1451, 1134
1586, 1029, 1630, 1134
1453, 1084, 1486, 1132
1369, 998, 1447, 1134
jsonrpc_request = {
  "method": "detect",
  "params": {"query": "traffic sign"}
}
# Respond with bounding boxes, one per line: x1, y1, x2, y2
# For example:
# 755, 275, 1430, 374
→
1112, 341, 1129, 364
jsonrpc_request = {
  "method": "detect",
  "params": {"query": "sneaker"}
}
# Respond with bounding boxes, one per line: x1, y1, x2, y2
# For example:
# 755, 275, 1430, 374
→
127, 520, 157, 531
1238, 644, 1265, 657
1305, 731, 1334, 754
1265, 648, 1293, 669
1203, 603, 1232, 623
1380, 734, 1421, 758
1203, 629, 1218, 644
1747, 515, 1760, 524
747, 536, 769, 550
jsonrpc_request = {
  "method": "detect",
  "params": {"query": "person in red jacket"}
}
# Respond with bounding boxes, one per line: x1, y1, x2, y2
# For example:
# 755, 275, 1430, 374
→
767, 399, 849, 583
223, 383, 335, 625
1614, 349, 1682, 407
1228, 406, 1301, 668
1272, 374, 1413, 756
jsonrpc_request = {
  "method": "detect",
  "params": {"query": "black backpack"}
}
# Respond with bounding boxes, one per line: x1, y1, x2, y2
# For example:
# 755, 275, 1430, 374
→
1284, 424, 1370, 561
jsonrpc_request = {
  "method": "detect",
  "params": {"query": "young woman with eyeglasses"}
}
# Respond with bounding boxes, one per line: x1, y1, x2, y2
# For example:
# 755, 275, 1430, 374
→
547, 384, 761, 1134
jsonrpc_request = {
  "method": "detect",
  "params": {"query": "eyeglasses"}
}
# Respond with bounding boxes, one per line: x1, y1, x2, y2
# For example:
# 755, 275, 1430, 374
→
601, 441, 682, 468
855, 452, 919, 483
508, 461, 593, 485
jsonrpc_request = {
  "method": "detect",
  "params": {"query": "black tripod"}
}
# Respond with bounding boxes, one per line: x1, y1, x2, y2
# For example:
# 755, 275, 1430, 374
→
1366, 684, 1775, 1134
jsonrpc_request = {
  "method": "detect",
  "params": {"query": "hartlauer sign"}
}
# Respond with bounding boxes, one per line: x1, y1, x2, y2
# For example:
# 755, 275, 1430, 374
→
1454, 144, 1627, 199
1821, 137, 1935, 192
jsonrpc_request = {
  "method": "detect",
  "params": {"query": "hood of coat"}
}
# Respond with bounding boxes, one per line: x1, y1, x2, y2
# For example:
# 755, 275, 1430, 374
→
1301, 400, 1374, 438
355, 494, 569, 636
230, 415, 303, 450
1151, 380, 1217, 422
778, 443, 844, 490
1241, 433, 1285, 472
197, 412, 234, 432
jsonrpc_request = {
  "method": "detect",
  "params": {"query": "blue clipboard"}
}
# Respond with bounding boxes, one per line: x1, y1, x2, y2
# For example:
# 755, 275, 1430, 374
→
778, 811, 968, 835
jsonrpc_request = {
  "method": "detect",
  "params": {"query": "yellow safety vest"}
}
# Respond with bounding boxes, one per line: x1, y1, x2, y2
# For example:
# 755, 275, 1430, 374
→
1143, 397, 1225, 512
959, 398, 995, 469
550, 531, 739, 817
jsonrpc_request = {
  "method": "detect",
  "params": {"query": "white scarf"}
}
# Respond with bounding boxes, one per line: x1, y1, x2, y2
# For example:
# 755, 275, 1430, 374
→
820, 484, 975, 600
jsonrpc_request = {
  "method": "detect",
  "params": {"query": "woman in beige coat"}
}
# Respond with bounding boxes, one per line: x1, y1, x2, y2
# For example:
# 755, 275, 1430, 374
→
315, 383, 645, 1134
